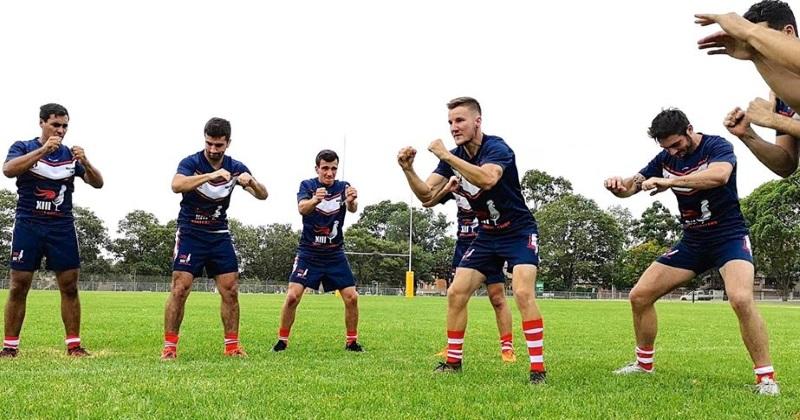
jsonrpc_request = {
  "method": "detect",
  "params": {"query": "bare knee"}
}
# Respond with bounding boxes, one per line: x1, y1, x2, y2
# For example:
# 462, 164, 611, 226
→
342, 290, 358, 307
8, 278, 32, 300
170, 277, 193, 301
447, 286, 470, 309
628, 286, 656, 310
218, 283, 239, 303
728, 292, 754, 315
59, 281, 79, 299
285, 291, 302, 308
488, 288, 507, 309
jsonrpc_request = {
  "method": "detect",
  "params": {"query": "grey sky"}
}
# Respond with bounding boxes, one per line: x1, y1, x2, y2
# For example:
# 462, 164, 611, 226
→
0, 0, 783, 236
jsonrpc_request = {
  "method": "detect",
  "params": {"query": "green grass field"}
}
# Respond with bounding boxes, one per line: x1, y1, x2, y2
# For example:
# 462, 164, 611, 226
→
1, 291, 799, 419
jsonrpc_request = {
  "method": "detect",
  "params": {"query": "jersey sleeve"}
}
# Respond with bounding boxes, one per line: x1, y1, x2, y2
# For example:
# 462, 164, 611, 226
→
480, 141, 513, 170
433, 159, 454, 179
176, 156, 196, 176
5, 141, 27, 162
708, 138, 737, 166
639, 152, 665, 179
297, 180, 314, 203
775, 98, 797, 137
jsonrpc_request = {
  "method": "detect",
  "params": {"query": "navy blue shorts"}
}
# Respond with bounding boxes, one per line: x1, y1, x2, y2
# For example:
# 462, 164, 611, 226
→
454, 240, 505, 284
657, 235, 753, 274
172, 227, 238, 277
458, 231, 539, 280
10, 219, 80, 272
289, 252, 356, 292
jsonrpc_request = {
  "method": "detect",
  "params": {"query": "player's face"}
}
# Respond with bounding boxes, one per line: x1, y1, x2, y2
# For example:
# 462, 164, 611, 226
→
204, 135, 229, 162
448, 106, 481, 145
658, 134, 693, 158
316, 159, 338, 186
40, 114, 69, 140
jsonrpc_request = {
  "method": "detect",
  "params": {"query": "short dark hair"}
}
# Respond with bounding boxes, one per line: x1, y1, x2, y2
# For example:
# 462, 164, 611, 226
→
39, 103, 68, 122
204, 117, 231, 141
446, 97, 482, 115
744, 0, 797, 33
315, 149, 339, 166
647, 108, 690, 141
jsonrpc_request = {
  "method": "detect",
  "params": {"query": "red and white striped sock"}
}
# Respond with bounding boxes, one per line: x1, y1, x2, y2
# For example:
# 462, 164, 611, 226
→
500, 333, 513, 353
636, 346, 654, 372
164, 331, 179, 351
346, 330, 358, 345
277, 328, 290, 343
3, 336, 19, 350
754, 365, 775, 383
224, 332, 239, 352
65, 335, 81, 350
446, 330, 465, 365
523, 319, 545, 372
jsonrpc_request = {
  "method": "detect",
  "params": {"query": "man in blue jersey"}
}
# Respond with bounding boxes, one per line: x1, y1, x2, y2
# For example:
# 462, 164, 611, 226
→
272, 149, 363, 352
161, 117, 268, 360
604, 108, 778, 395
722, 1, 799, 178
1, 103, 104, 358
423, 185, 516, 363
397, 97, 546, 384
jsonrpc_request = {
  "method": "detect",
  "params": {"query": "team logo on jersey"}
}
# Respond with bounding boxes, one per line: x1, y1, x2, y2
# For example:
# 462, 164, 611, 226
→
313, 221, 340, 244
177, 253, 192, 265
11, 250, 23, 263
34, 185, 67, 212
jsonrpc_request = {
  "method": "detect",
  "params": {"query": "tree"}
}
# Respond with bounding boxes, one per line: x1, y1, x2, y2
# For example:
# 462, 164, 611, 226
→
350, 200, 451, 253
73, 206, 112, 273
741, 173, 800, 300
230, 220, 299, 282
110, 211, 175, 276
536, 194, 623, 290
0, 189, 17, 271
520, 169, 573, 212
607, 205, 637, 249
613, 240, 669, 289
633, 201, 681, 247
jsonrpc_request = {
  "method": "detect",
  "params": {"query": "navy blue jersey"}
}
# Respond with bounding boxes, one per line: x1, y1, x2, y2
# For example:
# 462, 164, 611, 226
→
5, 138, 86, 222
439, 193, 479, 244
175, 151, 250, 232
775, 97, 797, 137
433, 135, 537, 235
639, 134, 748, 243
297, 178, 350, 257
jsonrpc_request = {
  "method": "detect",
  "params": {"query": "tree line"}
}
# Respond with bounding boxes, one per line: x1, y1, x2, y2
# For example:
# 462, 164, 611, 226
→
0, 168, 796, 296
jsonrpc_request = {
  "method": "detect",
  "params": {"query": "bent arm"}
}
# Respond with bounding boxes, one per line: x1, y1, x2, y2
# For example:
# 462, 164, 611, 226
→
298, 198, 320, 215
244, 179, 268, 200
3, 148, 46, 178
667, 162, 733, 190
401, 168, 447, 203
171, 173, 215, 193
81, 161, 104, 188
441, 153, 503, 190
737, 128, 799, 177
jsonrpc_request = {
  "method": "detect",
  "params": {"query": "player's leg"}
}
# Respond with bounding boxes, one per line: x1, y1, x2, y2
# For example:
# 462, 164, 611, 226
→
2, 270, 34, 357
339, 286, 362, 351
3, 220, 45, 357
486, 280, 514, 362
215, 271, 244, 356
616, 261, 695, 374
434, 266, 484, 372
162, 270, 195, 359
716, 235, 777, 395
55, 269, 86, 356
274, 282, 308, 351
510, 264, 548, 383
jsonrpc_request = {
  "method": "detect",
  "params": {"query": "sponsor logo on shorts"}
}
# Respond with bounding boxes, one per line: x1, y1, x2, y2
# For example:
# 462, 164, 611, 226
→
528, 234, 539, 254
294, 268, 308, 279
11, 250, 23, 263
661, 249, 679, 259
461, 248, 474, 262
178, 253, 192, 265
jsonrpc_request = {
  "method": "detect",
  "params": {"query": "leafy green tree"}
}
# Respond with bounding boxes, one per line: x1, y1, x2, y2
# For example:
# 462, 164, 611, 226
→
613, 240, 669, 289
521, 169, 573, 212
74, 206, 112, 273
0, 189, 17, 270
741, 174, 800, 300
110, 210, 175, 276
607, 205, 637, 248
536, 194, 623, 290
350, 200, 451, 253
230, 220, 299, 282
633, 201, 681, 247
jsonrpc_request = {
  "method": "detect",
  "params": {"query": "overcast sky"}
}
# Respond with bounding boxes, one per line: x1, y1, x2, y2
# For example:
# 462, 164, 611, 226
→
0, 0, 786, 237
